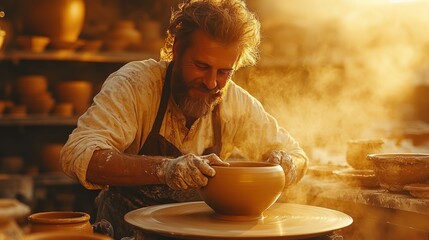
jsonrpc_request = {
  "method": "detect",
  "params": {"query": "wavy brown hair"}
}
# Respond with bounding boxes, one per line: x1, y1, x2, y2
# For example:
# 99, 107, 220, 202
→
160, 0, 260, 69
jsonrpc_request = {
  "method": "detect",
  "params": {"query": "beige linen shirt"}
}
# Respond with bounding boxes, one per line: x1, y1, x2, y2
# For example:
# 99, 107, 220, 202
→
60, 59, 308, 190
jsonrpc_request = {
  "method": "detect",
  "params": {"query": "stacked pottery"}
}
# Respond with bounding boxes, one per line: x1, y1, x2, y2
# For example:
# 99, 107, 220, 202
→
16, 75, 55, 115
55, 81, 93, 116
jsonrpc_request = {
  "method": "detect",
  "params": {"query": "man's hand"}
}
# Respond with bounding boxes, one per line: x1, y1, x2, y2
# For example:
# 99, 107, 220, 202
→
157, 153, 229, 190
265, 150, 297, 186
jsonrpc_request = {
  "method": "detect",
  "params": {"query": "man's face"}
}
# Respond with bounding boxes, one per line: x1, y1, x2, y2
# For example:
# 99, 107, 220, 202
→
172, 30, 240, 119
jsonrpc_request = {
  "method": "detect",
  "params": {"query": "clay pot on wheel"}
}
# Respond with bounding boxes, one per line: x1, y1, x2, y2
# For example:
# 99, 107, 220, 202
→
198, 161, 285, 221
20, 0, 85, 43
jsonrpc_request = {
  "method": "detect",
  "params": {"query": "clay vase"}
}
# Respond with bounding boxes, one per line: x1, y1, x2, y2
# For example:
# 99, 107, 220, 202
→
198, 161, 285, 221
28, 211, 92, 233
0, 199, 30, 240
20, 0, 85, 43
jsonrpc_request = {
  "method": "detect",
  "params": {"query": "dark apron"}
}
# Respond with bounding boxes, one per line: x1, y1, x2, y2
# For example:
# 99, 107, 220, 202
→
95, 62, 222, 239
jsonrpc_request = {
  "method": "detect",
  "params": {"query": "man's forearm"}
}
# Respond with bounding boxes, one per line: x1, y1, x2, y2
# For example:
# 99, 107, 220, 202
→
86, 149, 167, 186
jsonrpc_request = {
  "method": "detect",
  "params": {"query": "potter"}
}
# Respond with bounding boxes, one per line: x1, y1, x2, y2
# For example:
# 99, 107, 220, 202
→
60, 0, 308, 238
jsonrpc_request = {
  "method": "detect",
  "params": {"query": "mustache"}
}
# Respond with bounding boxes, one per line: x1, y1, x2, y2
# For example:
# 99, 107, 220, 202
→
189, 83, 221, 95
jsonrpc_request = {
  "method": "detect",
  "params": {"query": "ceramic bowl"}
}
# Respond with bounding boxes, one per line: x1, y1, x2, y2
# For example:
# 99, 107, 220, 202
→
367, 153, 429, 192
346, 139, 384, 170
198, 161, 285, 221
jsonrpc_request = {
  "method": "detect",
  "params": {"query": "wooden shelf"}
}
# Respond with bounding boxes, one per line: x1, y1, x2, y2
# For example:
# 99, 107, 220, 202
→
0, 50, 159, 63
0, 115, 78, 126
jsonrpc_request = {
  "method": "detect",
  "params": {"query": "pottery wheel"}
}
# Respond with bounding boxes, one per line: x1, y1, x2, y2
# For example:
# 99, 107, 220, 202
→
125, 201, 353, 239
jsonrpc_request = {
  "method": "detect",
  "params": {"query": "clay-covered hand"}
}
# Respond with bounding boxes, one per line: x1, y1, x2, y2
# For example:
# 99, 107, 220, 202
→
265, 150, 297, 186
157, 153, 229, 190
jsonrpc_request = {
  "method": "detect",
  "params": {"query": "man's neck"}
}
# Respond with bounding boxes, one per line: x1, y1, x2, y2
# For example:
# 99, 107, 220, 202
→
185, 117, 197, 129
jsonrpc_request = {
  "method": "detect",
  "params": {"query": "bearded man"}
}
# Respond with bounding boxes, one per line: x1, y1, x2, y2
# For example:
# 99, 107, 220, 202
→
60, 0, 308, 238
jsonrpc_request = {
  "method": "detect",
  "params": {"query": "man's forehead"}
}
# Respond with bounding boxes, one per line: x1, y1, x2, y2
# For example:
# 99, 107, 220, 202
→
186, 30, 240, 69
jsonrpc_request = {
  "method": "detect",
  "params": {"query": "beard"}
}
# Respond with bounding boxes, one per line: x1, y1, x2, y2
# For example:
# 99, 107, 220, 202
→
172, 68, 226, 119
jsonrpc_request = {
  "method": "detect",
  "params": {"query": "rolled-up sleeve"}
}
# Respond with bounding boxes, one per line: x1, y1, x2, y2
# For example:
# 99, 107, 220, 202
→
225, 83, 308, 182
60, 60, 165, 189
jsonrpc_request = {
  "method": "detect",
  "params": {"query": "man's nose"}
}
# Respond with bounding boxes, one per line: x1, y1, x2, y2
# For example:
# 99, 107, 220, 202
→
203, 70, 218, 90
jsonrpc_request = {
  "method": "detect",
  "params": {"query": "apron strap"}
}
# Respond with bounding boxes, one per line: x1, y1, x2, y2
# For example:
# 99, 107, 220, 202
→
151, 62, 174, 133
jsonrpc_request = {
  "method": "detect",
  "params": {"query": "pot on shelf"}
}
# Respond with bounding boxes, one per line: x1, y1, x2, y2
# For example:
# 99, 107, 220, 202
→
20, 0, 85, 43
55, 80, 93, 116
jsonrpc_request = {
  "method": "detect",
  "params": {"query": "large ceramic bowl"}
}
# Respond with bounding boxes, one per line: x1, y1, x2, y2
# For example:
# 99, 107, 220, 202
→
367, 153, 429, 192
198, 161, 285, 221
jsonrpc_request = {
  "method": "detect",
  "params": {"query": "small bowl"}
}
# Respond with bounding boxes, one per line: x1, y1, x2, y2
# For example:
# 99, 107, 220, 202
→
198, 161, 285, 221
308, 164, 347, 180
367, 153, 429, 192
49, 39, 84, 51
346, 139, 384, 170
334, 169, 379, 188
403, 183, 429, 199
16, 36, 50, 52
79, 40, 103, 52
53, 103, 74, 117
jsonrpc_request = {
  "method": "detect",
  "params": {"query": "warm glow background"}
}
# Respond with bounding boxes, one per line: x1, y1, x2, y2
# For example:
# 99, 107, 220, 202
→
236, 0, 429, 160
